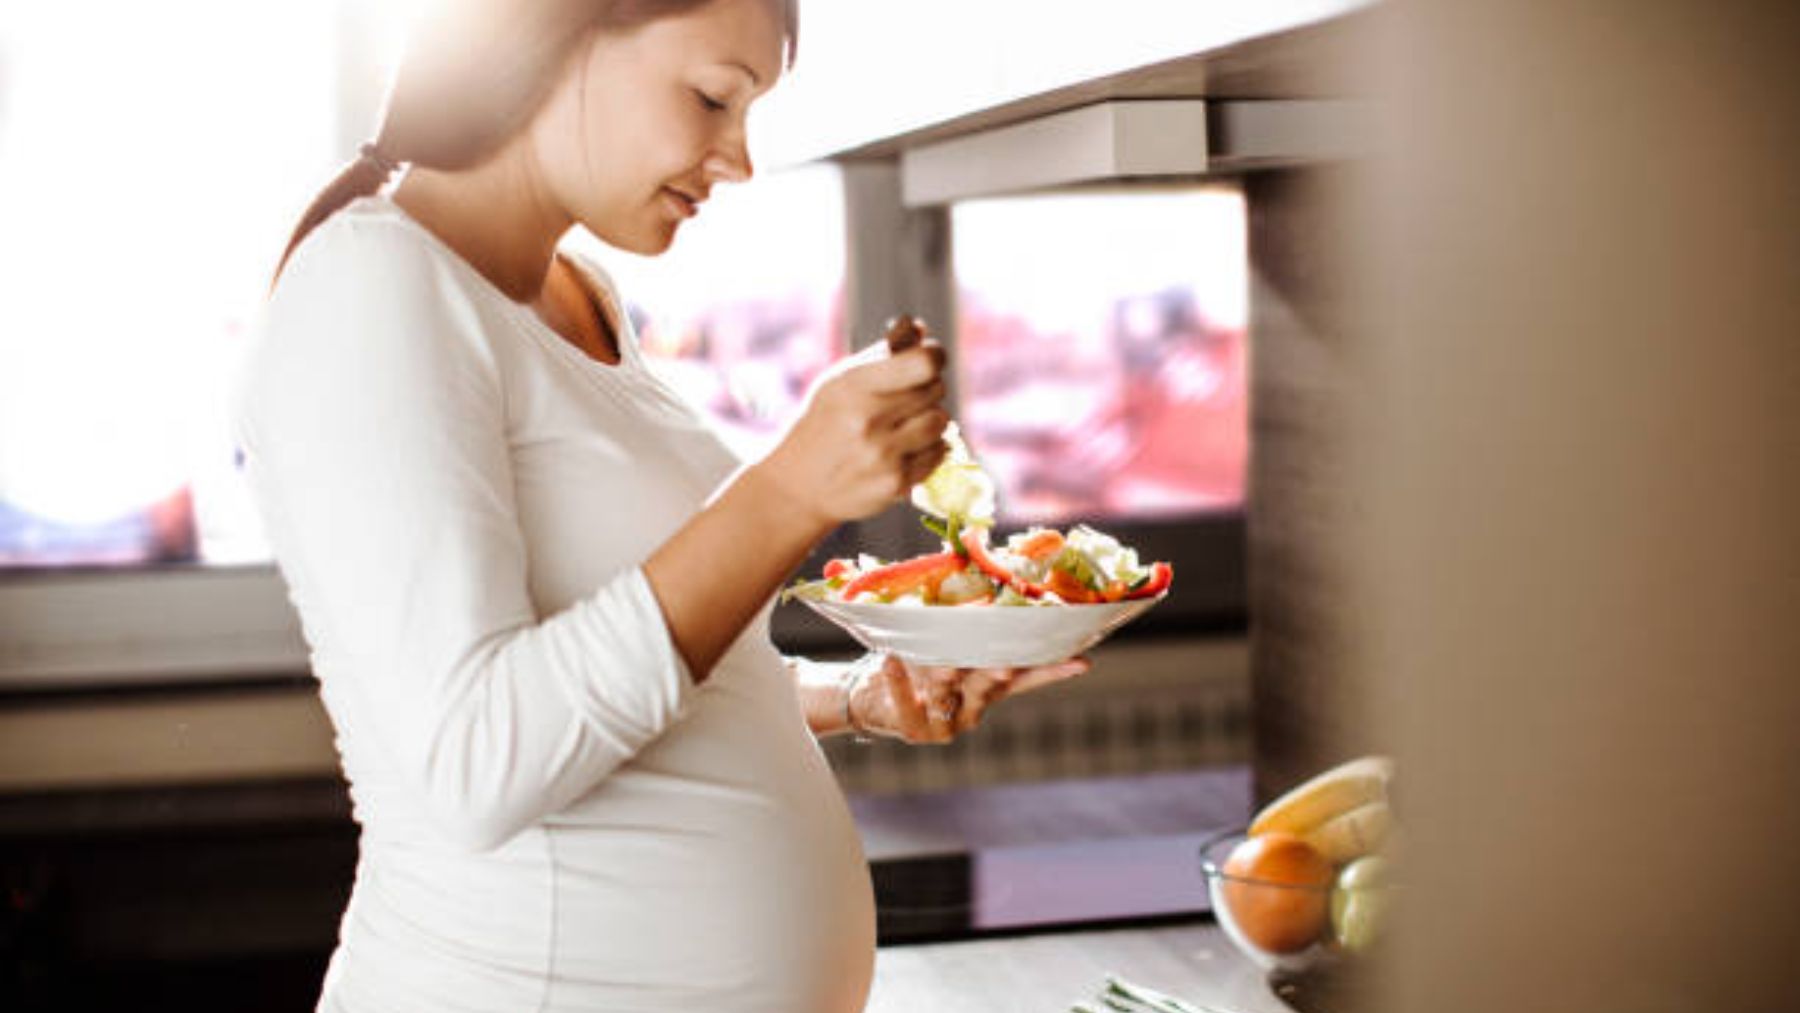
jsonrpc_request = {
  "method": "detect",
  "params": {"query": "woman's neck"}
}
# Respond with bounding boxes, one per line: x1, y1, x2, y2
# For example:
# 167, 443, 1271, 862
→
390, 143, 572, 304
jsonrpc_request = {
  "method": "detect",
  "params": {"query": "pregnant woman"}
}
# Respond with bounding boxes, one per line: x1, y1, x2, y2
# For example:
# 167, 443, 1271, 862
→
234, 1, 1088, 1010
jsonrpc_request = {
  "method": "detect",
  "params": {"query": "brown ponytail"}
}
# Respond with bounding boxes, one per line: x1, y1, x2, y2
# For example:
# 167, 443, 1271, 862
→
269, 0, 799, 291
270, 146, 400, 288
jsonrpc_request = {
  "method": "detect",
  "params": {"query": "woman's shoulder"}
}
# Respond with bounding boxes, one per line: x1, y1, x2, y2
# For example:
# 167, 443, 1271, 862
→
272, 195, 470, 307
244, 196, 509, 398
258, 195, 514, 366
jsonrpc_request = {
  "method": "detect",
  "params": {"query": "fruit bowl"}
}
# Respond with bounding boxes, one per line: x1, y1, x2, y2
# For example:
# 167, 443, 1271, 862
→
1199, 828, 1393, 973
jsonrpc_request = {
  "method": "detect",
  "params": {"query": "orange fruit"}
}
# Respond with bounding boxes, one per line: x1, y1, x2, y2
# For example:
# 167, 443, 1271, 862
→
1220, 832, 1335, 953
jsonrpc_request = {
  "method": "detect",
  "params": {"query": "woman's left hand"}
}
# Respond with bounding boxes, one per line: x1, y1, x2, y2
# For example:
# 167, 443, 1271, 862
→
847, 653, 1091, 744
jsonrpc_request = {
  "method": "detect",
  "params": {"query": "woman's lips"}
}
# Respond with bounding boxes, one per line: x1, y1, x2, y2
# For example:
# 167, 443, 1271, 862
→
662, 188, 699, 219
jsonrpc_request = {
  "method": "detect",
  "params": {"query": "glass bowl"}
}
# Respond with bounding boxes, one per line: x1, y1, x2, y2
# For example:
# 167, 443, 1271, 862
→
1198, 827, 1394, 973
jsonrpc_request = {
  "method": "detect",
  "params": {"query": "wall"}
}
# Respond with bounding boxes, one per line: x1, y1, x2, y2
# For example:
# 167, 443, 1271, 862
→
1244, 165, 1380, 805
1360, 2, 1800, 1009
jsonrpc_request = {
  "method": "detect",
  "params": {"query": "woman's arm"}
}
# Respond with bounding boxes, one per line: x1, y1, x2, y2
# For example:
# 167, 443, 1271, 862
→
791, 657, 859, 737
645, 345, 948, 681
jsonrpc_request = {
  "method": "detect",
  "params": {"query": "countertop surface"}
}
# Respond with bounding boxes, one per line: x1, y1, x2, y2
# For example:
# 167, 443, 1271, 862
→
870, 920, 1292, 1013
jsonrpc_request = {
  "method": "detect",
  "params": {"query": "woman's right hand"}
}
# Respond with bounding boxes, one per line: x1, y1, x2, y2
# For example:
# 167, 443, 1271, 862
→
758, 339, 951, 528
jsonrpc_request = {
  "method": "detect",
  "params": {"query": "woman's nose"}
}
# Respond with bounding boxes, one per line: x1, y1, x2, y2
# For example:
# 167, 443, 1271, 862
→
704, 135, 753, 185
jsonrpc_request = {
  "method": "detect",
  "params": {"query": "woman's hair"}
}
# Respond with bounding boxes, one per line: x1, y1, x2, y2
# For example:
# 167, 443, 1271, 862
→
273, 0, 798, 284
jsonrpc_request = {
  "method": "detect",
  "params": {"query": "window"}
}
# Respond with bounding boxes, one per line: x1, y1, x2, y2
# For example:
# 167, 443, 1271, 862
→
943, 186, 1253, 634
0, 2, 346, 568
952, 187, 1248, 526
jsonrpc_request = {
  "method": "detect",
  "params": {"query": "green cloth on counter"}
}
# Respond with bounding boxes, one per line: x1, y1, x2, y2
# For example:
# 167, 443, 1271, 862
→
1072, 973, 1232, 1013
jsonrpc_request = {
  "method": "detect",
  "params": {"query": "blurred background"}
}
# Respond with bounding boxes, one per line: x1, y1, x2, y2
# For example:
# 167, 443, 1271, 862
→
2, 1, 1795, 1011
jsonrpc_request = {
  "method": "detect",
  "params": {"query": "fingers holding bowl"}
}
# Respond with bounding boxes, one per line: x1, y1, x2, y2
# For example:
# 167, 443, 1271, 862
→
855, 655, 1092, 745
1005, 656, 1092, 696
939, 658, 1084, 734
909, 661, 1063, 739
918, 667, 961, 744
875, 655, 949, 744
950, 667, 1014, 734
888, 661, 978, 744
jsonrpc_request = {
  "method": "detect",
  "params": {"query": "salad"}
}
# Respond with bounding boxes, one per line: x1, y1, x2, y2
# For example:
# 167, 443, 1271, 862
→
784, 424, 1173, 608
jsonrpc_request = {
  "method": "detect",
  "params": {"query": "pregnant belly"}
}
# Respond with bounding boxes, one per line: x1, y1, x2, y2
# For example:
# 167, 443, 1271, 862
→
336, 646, 875, 1012
544, 758, 876, 1011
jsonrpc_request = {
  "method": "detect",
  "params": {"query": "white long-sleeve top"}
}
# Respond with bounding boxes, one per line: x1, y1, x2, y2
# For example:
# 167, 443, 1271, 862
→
231, 195, 875, 1012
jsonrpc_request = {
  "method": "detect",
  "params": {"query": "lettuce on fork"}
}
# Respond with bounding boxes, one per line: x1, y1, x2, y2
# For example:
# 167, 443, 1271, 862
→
912, 422, 994, 548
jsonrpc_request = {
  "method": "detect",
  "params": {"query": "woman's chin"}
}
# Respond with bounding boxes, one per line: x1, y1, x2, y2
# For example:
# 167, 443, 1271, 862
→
641, 226, 680, 256
595, 223, 678, 257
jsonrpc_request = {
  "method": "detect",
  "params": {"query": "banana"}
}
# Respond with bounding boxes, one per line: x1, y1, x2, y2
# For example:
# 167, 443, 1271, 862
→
1302, 799, 1392, 864
1250, 755, 1394, 837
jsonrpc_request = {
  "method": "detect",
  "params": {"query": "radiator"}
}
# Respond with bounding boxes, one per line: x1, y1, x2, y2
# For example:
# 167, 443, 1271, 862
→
820, 636, 1250, 795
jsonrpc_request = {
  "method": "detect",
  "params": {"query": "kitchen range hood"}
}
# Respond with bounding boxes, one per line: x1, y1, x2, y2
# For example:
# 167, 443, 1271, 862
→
897, 98, 1367, 206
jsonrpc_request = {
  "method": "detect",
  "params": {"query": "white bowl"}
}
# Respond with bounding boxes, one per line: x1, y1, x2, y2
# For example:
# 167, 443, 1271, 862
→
799, 595, 1165, 668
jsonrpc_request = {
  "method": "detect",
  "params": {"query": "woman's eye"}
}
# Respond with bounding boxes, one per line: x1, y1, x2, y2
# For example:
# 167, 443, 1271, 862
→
696, 90, 727, 112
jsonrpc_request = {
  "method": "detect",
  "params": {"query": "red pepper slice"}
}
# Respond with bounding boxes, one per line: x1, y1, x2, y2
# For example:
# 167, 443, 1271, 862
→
1123, 561, 1174, 600
963, 530, 1098, 601
839, 551, 966, 602
962, 529, 1172, 603
960, 529, 1043, 598
822, 558, 856, 580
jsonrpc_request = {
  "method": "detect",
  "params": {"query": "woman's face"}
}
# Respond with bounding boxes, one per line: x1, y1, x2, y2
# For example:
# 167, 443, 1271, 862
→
532, 0, 785, 255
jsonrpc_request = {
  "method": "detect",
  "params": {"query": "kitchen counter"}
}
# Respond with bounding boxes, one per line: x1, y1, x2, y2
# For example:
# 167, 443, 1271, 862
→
851, 767, 1305, 1011
870, 920, 1291, 1013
